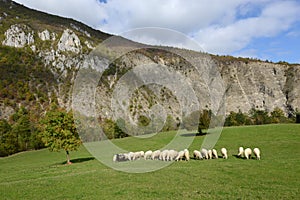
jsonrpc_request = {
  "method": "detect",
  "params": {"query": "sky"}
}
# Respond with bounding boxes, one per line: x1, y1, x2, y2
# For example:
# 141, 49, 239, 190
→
14, 0, 300, 64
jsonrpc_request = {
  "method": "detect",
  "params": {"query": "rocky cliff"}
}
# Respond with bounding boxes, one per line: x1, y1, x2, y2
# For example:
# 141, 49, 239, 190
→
0, 0, 299, 123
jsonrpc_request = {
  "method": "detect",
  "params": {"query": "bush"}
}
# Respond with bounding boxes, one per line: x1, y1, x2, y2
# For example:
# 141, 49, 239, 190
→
100, 118, 127, 139
162, 115, 178, 132
225, 108, 292, 127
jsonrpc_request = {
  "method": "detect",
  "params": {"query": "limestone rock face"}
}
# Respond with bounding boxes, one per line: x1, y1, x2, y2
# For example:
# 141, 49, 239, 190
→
38, 29, 56, 41
38, 29, 50, 41
285, 66, 300, 115
89, 50, 300, 119
219, 61, 289, 114
1, 23, 299, 120
2, 24, 34, 47
57, 29, 81, 53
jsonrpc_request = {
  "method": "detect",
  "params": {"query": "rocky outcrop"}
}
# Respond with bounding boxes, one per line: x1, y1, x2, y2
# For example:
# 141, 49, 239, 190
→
38, 29, 50, 41
285, 66, 300, 115
0, 104, 14, 120
2, 24, 34, 48
220, 61, 290, 114
57, 29, 81, 53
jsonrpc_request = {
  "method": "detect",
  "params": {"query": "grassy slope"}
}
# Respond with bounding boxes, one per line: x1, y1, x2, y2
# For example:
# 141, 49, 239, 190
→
0, 124, 299, 199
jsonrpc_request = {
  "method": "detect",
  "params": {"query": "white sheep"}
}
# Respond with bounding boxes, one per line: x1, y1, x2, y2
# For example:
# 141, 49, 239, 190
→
167, 150, 178, 161
175, 150, 185, 161
207, 150, 213, 159
184, 149, 190, 161
193, 150, 202, 160
151, 150, 161, 160
113, 154, 117, 162
160, 150, 169, 161
253, 148, 261, 160
244, 148, 252, 159
126, 152, 134, 161
201, 148, 208, 159
212, 149, 218, 159
221, 148, 228, 159
237, 147, 244, 158
132, 151, 144, 160
144, 150, 153, 160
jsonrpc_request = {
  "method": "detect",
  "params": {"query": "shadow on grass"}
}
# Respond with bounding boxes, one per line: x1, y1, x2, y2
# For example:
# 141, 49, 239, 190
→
233, 154, 240, 159
233, 154, 248, 160
232, 155, 258, 160
180, 132, 208, 137
60, 157, 95, 165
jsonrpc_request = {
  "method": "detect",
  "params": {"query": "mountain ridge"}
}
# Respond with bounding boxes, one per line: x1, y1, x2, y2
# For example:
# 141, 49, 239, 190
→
0, 0, 299, 123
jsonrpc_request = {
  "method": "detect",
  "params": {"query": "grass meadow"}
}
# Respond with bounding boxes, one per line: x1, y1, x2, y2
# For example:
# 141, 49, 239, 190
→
1, 124, 299, 199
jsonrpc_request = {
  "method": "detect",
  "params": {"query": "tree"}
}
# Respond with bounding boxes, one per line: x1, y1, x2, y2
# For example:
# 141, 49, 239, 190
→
182, 111, 200, 131
199, 110, 212, 130
162, 115, 178, 132
249, 108, 271, 125
11, 114, 31, 151
270, 107, 287, 123
225, 110, 252, 126
182, 110, 208, 135
0, 119, 17, 156
9, 107, 32, 151
40, 108, 81, 164
100, 118, 127, 139
225, 111, 238, 126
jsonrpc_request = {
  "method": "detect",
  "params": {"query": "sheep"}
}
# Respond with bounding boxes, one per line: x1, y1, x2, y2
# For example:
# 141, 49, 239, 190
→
160, 150, 169, 161
126, 152, 134, 161
167, 150, 178, 161
113, 153, 129, 162
184, 149, 190, 161
244, 148, 252, 159
132, 151, 144, 160
221, 148, 228, 159
212, 149, 218, 159
175, 150, 185, 161
237, 147, 244, 158
193, 150, 202, 160
151, 150, 161, 160
207, 150, 213, 159
253, 148, 261, 160
201, 148, 209, 159
144, 150, 153, 160
113, 154, 117, 162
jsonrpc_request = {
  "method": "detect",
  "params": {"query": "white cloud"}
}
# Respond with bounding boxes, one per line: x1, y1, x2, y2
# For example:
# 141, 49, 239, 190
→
233, 49, 258, 59
194, 1, 300, 54
14, 0, 107, 28
120, 27, 203, 51
13, 0, 300, 59
98, 0, 244, 34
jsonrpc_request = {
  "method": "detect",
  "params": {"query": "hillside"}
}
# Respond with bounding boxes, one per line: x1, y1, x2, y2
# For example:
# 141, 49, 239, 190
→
0, 0, 299, 126
1, 124, 300, 199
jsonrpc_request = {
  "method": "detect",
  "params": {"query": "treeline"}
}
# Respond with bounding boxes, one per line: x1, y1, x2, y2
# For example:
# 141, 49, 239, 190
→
0, 107, 44, 156
1, 105, 297, 156
224, 108, 295, 126
99, 107, 297, 140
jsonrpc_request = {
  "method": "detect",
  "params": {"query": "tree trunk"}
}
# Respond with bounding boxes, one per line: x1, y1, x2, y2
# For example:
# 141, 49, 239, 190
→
66, 150, 72, 164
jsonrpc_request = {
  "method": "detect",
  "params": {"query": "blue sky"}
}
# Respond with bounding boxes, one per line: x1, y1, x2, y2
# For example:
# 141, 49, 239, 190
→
14, 0, 300, 63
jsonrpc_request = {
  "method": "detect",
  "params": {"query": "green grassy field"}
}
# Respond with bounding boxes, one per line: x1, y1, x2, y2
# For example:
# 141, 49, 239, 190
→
1, 124, 300, 199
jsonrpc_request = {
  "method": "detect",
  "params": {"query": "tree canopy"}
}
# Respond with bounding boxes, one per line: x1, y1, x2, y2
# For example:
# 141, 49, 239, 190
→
40, 107, 81, 164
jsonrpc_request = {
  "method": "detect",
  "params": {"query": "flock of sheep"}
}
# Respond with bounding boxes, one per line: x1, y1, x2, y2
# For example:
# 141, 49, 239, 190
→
113, 147, 261, 162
